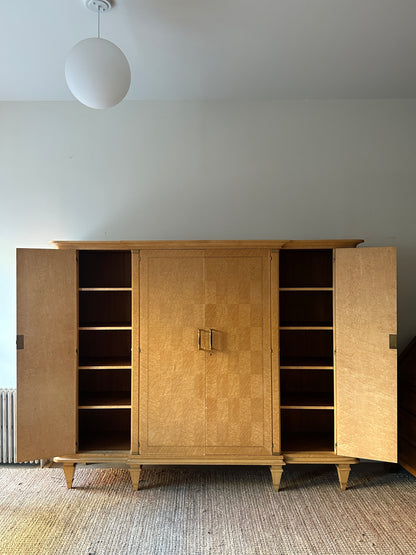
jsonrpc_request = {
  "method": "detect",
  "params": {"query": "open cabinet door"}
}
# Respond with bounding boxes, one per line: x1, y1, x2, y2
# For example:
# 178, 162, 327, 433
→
17, 249, 77, 461
335, 247, 397, 462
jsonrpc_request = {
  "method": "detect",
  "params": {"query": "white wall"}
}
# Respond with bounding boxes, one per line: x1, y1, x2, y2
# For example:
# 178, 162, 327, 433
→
1, 99, 415, 386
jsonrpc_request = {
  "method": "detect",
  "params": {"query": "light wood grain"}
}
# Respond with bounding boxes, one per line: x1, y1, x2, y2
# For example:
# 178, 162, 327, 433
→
62, 463, 76, 489
17, 249, 77, 461
270, 465, 285, 491
129, 464, 142, 491
205, 250, 272, 455
131, 251, 140, 455
139, 248, 273, 457
283, 452, 358, 464
139, 251, 206, 455
20, 239, 401, 492
55, 453, 286, 465
271, 252, 281, 454
336, 464, 351, 491
51, 239, 364, 251
335, 247, 397, 462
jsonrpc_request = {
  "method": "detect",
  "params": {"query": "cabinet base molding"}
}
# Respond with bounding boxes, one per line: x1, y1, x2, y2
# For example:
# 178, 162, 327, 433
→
54, 453, 358, 491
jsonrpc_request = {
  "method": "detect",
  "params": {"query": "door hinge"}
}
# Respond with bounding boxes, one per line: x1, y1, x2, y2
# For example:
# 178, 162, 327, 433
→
16, 335, 24, 350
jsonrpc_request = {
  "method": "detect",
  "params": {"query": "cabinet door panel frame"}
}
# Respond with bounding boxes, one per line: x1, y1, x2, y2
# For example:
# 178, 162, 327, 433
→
335, 247, 397, 462
205, 250, 272, 456
139, 249, 273, 456
16, 249, 77, 461
139, 250, 207, 455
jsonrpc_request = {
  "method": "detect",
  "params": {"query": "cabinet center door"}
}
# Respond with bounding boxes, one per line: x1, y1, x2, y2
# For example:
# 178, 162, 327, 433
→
139, 251, 206, 455
204, 250, 272, 456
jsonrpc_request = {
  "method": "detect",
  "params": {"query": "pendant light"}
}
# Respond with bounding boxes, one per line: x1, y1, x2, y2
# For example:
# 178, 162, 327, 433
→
65, 0, 131, 109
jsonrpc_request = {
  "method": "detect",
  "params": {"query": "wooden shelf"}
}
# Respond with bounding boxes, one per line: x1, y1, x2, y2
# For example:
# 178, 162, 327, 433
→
79, 287, 132, 292
79, 325, 132, 331
279, 289, 333, 327
279, 287, 333, 291
281, 366, 334, 371
280, 393, 334, 408
281, 433, 334, 452
280, 326, 333, 330
79, 289, 132, 330
280, 357, 333, 369
279, 330, 333, 368
77, 251, 133, 456
78, 329, 132, 367
78, 357, 132, 369
78, 407, 131, 451
78, 392, 131, 408
78, 432, 131, 452
281, 405, 333, 410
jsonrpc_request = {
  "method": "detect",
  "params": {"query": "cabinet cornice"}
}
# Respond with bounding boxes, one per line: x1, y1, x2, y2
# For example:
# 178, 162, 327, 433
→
50, 239, 364, 250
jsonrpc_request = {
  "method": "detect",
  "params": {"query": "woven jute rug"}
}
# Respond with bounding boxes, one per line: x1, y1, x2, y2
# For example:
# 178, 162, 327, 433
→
0, 463, 415, 554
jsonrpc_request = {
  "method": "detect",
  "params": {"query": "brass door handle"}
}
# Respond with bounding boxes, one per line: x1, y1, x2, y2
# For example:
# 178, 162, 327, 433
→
197, 328, 214, 351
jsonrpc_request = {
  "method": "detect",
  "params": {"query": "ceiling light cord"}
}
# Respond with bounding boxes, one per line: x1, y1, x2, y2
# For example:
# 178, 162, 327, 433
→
97, 6, 101, 39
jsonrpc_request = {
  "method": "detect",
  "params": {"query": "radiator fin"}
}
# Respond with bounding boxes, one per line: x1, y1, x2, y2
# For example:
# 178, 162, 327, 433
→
1, 389, 15, 463
0, 389, 39, 464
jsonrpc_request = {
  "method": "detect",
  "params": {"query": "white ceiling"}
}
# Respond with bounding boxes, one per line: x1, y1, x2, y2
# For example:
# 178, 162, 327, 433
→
1, 0, 416, 101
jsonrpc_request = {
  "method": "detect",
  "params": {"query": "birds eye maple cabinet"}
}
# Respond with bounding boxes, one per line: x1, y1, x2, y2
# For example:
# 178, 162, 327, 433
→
16, 240, 398, 491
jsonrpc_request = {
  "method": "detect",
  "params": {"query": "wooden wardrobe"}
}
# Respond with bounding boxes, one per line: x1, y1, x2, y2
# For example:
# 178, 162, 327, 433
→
16, 240, 398, 491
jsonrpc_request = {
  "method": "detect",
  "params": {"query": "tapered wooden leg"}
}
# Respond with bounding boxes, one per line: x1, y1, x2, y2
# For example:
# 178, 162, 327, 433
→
62, 463, 76, 489
270, 465, 284, 492
336, 464, 351, 491
129, 464, 142, 491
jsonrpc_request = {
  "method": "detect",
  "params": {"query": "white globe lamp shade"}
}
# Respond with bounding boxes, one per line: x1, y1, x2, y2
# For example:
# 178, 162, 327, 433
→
65, 37, 131, 109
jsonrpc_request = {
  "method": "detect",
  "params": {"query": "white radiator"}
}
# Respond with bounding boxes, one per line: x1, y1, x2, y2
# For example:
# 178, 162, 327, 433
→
1, 389, 16, 463
0, 389, 41, 465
